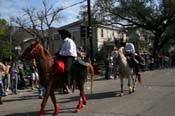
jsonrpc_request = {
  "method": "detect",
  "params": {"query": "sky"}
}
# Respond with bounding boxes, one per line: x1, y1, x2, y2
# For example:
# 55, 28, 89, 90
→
0, 0, 94, 28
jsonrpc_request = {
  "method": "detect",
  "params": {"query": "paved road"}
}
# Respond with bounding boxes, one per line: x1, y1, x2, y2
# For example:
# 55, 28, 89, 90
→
1, 68, 175, 116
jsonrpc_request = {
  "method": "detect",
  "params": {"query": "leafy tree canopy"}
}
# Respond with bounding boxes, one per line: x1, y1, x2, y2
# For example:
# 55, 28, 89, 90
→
0, 19, 7, 35
94, 0, 175, 57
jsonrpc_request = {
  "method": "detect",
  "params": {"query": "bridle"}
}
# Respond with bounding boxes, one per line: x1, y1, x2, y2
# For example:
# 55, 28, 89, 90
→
25, 42, 41, 58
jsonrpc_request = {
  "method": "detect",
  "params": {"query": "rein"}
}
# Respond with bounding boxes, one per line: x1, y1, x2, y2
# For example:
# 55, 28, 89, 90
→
27, 42, 56, 78
30, 43, 41, 55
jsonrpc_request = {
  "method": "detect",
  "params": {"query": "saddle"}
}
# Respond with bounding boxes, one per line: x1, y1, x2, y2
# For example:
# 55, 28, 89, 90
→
54, 59, 65, 72
71, 59, 88, 78
135, 55, 145, 69
126, 55, 145, 74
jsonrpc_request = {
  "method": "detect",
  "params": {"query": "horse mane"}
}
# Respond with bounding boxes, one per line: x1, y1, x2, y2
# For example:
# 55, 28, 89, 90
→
43, 48, 51, 57
118, 47, 125, 54
35, 42, 52, 60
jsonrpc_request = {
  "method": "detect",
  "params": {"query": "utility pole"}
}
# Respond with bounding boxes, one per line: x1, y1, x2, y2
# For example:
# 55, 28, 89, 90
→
87, 0, 94, 64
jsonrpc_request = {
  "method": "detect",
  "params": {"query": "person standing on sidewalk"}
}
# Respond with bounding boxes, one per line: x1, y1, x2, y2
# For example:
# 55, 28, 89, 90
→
0, 62, 6, 104
38, 84, 45, 99
10, 61, 19, 94
30, 59, 39, 90
4, 61, 11, 95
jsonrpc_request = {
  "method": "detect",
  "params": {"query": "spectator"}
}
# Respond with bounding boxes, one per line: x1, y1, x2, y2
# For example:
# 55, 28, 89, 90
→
30, 59, 39, 90
104, 54, 113, 79
108, 55, 114, 79
0, 62, 5, 104
38, 84, 45, 99
17, 60, 25, 89
10, 61, 19, 94
4, 61, 11, 95
104, 55, 109, 79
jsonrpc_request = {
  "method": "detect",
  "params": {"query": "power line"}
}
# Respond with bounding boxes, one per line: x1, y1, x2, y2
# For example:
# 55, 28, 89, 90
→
61, 0, 86, 11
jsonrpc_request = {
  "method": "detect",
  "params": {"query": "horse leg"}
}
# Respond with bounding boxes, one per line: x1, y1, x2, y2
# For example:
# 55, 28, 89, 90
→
76, 78, 86, 112
39, 82, 52, 116
128, 76, 132, 94
82, 80, 86, 106
120, 77, 124, 96
132, 75, 136, 92
50, 89, 59, 115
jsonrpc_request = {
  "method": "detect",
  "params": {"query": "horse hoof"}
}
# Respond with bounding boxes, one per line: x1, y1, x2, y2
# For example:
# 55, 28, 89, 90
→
39, 113, 44, 116
75, 109, 80, 113
53, 114, 59, 116
39, 111, 44, 116
82, 104, 86, 108
120, 93, 124, 96
129, 91, 132, 94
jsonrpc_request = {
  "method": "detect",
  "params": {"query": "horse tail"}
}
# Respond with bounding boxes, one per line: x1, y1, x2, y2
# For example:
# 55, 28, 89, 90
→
87, 63, 94, 95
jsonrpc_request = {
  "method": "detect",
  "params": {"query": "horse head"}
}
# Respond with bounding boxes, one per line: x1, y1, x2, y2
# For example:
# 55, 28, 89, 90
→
22, 41, 42, 59
113, 47, 126, 60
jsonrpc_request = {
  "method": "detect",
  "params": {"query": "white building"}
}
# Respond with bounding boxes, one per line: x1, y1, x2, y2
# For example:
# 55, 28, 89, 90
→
52, 20, 126, 59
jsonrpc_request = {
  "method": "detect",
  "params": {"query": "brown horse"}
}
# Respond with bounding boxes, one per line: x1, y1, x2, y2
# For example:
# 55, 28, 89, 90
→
22, 40, 94, 116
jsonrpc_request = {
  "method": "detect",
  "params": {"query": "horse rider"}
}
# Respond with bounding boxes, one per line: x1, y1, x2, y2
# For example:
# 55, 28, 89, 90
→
57, 29, 77, 94
124, 42, 141, 78
114, 39, 142, 78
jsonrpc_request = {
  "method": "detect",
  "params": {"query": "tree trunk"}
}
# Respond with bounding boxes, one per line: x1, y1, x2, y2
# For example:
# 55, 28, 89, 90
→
152, 32, 161, 58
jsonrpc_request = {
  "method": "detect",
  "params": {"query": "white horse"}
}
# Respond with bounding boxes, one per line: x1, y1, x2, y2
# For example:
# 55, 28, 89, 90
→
113, 47, 142, 96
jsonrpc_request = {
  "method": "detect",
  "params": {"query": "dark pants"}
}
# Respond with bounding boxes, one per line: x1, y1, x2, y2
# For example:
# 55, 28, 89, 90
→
60, 56, 74, 86
126, 54, 140, 75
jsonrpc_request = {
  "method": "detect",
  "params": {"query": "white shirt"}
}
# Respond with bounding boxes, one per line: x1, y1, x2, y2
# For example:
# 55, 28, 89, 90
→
125, 43, 135, 54
59, 37, 77, 57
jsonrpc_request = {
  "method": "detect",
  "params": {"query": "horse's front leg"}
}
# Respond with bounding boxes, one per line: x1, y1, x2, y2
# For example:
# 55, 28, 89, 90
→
120, 76, 124, 96
128, 76, 132, 94
76, 78, 86, 112
50, 89, 59, 115
132, 75, 136, 92
39, 82, 52, 116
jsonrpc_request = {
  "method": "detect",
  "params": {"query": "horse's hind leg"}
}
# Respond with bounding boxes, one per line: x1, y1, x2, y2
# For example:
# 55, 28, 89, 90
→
76, 78, 86, 112
50, 89, 59, 115
120, 77, 124, 96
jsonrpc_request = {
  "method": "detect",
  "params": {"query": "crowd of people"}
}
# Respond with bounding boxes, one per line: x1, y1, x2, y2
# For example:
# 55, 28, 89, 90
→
0, 59, 44, 104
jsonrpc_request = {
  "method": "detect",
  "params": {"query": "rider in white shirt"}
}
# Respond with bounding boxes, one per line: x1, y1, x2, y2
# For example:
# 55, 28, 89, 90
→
59, 37, 77, 57
58, 29, 77, 93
